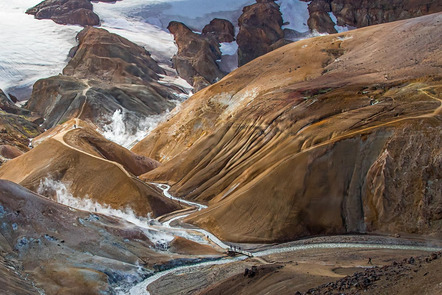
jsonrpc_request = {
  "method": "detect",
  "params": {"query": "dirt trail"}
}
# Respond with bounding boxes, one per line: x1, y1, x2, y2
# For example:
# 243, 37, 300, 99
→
77, 80, 91, 119
52, 127, 132, 178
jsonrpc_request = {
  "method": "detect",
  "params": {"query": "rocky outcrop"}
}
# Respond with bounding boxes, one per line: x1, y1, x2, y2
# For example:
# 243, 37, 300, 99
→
26, 0, 100, 26
133, 14, 442, 242
0, 91, 42, 154
25, 27, 179, 129
0, 89, 29, 115
299, 252, 442, 294
202, 18, 235, 43
168, 21, 225, 91
64, 27, 166, 83
307, 0, 442, 33
236, 0, 285, 66
0, 113, 41, 152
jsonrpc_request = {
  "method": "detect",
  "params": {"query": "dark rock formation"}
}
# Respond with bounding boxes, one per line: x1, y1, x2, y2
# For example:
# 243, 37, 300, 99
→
0, 89, 41, 156
25, 27, 179, 129
0, 89, 29, 115
168, 21, 225, 90
64, 26, 166, 83
307, 0, 442, 33
7, 93, 18, 103
26, 0, 100, 26
0, 112, 41, 154
307, 0, 337, 34
0, 145, 23, 160
299, 252, 442, 294
202, 18, 235, 43
236, 0, 285, 66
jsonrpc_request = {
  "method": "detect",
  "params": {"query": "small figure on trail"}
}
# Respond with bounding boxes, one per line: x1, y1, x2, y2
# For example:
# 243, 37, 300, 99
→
368, 257, 372, 265
73, 124, 77, 129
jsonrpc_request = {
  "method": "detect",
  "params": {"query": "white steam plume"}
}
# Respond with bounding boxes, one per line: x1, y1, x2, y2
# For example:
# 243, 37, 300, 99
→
101, 109, 168, 149
37, 177, 174, 247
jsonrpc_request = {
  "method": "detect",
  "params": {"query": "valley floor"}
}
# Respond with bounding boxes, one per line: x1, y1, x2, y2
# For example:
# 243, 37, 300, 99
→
141, 233, 442, 295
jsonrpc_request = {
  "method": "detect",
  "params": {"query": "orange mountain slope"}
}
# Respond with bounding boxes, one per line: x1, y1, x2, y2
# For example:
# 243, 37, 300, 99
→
0, 119, 180, 217
133, 13, 442, 242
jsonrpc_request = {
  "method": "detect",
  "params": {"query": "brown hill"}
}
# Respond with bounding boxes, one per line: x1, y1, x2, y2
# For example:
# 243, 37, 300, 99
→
25, 27, 180, 130
0, 119, 179, 217
133, 13, 442, 242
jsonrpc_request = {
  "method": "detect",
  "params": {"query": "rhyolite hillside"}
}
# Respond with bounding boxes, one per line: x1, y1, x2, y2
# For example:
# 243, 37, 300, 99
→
133, 13, 442, 243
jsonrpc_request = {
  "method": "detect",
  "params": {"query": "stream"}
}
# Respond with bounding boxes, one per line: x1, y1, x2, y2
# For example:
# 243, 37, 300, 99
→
122, 184, 442, 295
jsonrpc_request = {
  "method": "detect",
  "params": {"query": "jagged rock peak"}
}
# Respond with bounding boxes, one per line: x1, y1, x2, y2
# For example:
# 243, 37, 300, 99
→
236, 0, 286, 66
307, 0, 442, 33
168, 21, 224, 91
64, 27, 166, 84
202, 18, 235, 43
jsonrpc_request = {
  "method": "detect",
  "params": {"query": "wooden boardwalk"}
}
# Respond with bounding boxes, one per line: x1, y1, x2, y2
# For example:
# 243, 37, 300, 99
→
227, 249, 254, 257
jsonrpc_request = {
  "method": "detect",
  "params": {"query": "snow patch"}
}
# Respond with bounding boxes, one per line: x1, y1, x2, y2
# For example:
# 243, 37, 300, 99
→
328, 12, 349, 33
278, 0, 310, 33
93, 2, 178, 64
220, 42, 238, 56
0, 1, 81, 93
218, 42, 239, 73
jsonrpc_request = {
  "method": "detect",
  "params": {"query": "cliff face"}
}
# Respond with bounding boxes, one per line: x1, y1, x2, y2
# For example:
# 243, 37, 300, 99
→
237, 0, 286, 66
132, 14, 442, 242
306, 0, 442, 33
0, 90, 42, 159
168, 21, 225, 92
25, 27, 179, 130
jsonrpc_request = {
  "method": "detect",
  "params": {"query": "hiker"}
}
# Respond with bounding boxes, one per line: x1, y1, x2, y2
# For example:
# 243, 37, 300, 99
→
73, 124, 77, 129
368, 257, 372, 265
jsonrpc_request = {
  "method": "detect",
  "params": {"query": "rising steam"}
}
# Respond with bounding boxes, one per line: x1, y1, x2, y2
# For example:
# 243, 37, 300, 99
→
37, 177, 174, 247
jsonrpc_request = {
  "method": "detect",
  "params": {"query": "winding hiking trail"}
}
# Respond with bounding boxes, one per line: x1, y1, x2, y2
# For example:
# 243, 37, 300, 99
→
50, 126, 230, 252
52, 126, 133, 179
